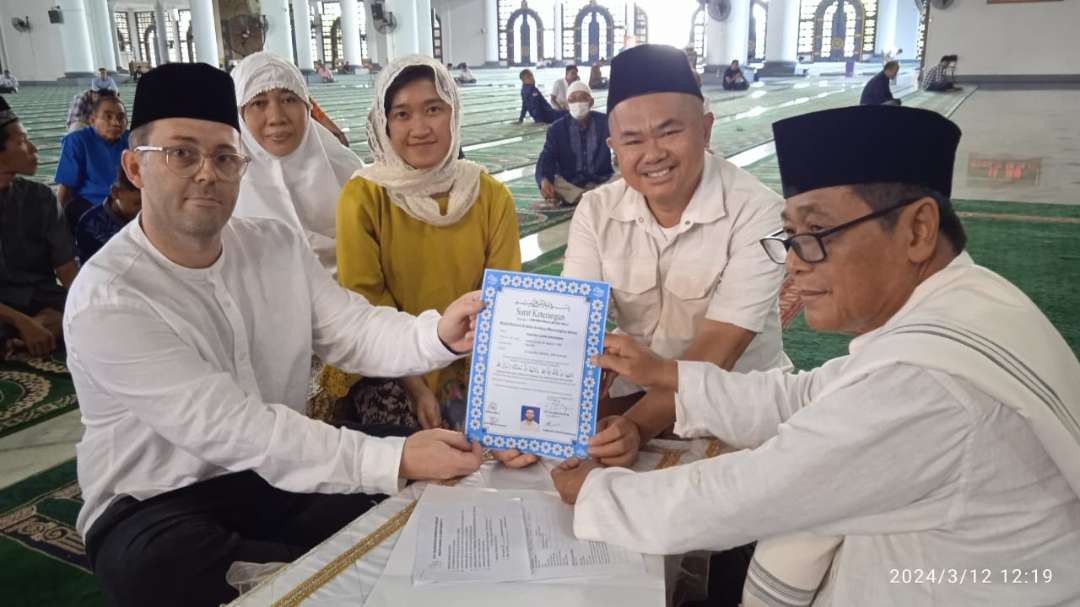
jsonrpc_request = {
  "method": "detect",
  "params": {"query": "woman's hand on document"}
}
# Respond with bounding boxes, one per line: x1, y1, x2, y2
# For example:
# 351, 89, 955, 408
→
399, 430, 483, 481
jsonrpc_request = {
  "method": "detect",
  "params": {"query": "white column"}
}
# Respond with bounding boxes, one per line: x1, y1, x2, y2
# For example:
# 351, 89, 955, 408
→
292, 0, 315, 70
483, 0, 499, 65
893, 0, 919, 62
189, 0, 220, 66
341, 0, 364, 66
154, 2, 169, 64
108, 1, 123, 69
722, 0, 750, 66
58, 0, 97, 77
760, 0, 799, 74
312, 2, 325, 63
876, 0, 898, 57
127, 9, 142, 63
704, 14, 725, 69
417, 0, 434, 57
553, 5, 562, 61
172, 11, 182, 61
85, 0, 119, 72
261, 0, 295, 60
387, 0, 421, 59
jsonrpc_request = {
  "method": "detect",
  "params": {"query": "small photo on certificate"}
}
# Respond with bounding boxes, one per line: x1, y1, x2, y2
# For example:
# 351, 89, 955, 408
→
465, 270, 610, 459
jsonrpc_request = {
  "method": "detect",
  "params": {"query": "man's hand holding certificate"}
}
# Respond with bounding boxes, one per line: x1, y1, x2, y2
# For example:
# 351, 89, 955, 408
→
465, 270, 610, 460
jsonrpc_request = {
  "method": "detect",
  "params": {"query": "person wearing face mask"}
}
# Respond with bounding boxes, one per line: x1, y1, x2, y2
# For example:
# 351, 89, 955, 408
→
318, 56, 521, 432
536, 81, 614, 207
230, 52, 365, 274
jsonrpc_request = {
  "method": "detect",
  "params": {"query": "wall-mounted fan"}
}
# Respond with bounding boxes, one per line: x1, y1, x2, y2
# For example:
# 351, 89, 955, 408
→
225, 14, 267, 57
371, 2, 397, 34
11, 16, 30, 33
707, 0, 732, 22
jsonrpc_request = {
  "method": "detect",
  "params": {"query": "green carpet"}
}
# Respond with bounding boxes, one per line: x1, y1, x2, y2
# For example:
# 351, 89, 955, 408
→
0, 460, 103, 607
0, 354, 78, 439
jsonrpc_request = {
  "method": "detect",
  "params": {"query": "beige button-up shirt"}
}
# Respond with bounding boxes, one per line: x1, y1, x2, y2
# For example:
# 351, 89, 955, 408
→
563, 153, 789, 393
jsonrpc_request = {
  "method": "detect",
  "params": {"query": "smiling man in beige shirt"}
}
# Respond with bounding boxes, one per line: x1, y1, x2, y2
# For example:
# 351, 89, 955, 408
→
561, 44, 789, 469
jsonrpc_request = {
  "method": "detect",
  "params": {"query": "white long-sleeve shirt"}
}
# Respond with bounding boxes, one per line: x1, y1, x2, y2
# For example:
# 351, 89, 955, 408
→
574, 360, 1080, 605
65, 217, 459, 537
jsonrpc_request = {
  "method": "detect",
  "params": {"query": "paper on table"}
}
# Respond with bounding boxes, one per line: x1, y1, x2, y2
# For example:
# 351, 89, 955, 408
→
523, 492, 644, 581
411, 486, 644, 586
412, 494, 531, 585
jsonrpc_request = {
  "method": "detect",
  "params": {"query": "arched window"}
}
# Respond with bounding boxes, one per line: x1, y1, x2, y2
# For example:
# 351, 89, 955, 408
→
573, 3, 614, 64
113, 11, 131, 53
797, 0, 876, 61
178, 9, 192, 62
748, 0, 768, 62
432, 11, 443, 61
561, 0, 623, 64
320, 1, 368, 66
690, 6, 705, 62
633, 5, 648, 45
136, 11, 158, 66
506, 5, 545, 66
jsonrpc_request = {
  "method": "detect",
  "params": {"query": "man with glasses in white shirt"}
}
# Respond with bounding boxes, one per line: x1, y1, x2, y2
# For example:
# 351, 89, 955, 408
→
65, 63, 485, 607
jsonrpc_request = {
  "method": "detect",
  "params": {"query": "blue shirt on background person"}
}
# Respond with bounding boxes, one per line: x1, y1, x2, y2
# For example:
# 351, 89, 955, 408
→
75, 202, 125, 262
537, 110, 613, 188
54, 127, 129, 207
519, 83, 566, 124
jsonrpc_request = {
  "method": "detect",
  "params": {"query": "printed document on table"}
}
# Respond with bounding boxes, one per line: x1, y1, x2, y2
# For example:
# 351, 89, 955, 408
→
411, 485, 644, 586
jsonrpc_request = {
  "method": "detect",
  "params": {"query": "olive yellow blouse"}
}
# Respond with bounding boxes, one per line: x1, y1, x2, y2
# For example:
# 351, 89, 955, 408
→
319, 172, 521, 402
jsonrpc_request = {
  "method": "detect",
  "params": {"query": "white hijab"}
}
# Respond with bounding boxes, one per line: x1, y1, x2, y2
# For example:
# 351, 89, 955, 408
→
356, 55, 485, 227
231, 51, 364, 272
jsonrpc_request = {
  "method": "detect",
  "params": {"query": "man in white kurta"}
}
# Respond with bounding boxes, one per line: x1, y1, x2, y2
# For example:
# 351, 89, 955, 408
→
553, 106, 1080, 605
67, 63, 484, 607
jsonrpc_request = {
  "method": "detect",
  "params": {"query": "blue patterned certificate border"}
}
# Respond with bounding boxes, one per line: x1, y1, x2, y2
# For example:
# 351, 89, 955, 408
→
465, 269, 610, 459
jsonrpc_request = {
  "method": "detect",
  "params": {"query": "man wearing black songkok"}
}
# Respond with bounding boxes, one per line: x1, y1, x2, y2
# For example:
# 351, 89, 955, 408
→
498, 44, 790, 472
553, 105, 1080, 606
66, 63, 488, 606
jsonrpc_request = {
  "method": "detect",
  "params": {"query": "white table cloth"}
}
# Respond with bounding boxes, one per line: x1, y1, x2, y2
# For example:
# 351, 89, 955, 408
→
229, 438, 727, 607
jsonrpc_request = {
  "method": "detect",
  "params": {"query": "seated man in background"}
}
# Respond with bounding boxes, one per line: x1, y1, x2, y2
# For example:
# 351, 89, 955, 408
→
455, 63, 477, 84
518, 69, 566, 124
68, 63, 485, 607
536, 81, 614, 206
550, 65, 579, 111
723, 60, 749, 91
860, 60, 901, 106
0, 70, 18, 94
554, 105, 1080, 607
0, 98, 78, 358
923, 54, 960, 92
55, 92, 130, 233
74, 166, 141, 262
315, 61, 336, 83
91, 67, 118, 94
589, 61, 608, 90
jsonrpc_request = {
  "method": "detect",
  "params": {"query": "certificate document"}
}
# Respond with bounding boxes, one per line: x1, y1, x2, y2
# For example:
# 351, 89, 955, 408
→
466, 269, 610, 459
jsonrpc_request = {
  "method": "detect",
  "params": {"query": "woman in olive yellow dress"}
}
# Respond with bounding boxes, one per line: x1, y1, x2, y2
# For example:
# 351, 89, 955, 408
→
318, 55, 521, 430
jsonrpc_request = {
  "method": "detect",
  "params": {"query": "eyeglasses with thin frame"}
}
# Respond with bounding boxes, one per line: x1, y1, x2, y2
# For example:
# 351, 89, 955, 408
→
759, 197, 923, 265
134, 145, 251, 181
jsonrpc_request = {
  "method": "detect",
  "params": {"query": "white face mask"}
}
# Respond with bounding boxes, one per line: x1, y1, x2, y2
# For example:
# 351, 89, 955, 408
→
568, 102, 590, 119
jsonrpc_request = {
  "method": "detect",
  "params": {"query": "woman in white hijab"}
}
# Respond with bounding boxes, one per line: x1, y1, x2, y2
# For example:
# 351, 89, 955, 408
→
317, 55, 521, 431
231, 51, 364, 273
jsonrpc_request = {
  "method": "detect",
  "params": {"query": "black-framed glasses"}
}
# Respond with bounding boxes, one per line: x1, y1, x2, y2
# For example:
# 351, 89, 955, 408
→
759, 197, 922, 264
134, 145, 251, 181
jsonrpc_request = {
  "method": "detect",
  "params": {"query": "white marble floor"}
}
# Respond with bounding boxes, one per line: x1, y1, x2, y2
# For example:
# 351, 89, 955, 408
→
0, 408, 81, 489
949, 87, 1080, 205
